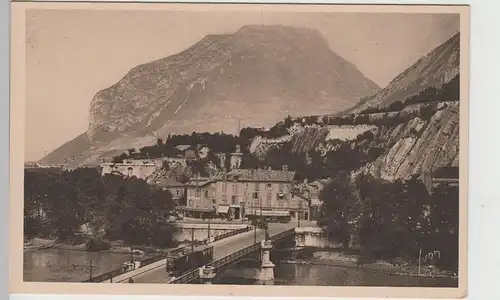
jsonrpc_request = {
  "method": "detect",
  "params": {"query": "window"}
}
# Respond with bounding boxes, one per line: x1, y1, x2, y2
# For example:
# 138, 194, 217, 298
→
222, 182, 227, 193
231, 195, 237, 205
222, 194, 227, 204
279, 183, 284, 192
267, 183, 272, 189
195, 189, 200, 197
254, 182, 260, 191
266, 192, 272, 207
232, 184, 238, 194
205, 190, 209, 197
188, 200, 193, 207
176, 190, 180, 196
252, 192, 259, 199
277, 193, 284, 200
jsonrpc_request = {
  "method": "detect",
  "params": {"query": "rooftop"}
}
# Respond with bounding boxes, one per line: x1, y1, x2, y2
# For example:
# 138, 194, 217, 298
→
158, 177, 185, 188
186, 177, 216, 187
221, 168, 296, 182
175, 145, 195, 152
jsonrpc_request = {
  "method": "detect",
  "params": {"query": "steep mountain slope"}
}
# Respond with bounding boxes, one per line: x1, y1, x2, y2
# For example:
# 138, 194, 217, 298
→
41, 25, 379, 165
346, 32, 459, 114
248, 32, 461, 184
360, 102, 459, 182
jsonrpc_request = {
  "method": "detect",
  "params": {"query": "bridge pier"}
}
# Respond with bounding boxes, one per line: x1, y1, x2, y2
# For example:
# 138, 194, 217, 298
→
199, 266, 216, 284
257, 239, 275, 284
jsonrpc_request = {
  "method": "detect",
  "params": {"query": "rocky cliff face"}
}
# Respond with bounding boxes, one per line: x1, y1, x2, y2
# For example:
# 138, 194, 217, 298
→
251, 101, 459, 183
248, 29, 461, 183
360, 102, 459, 182
347, 32, 460, 113
41, 25, 379, 165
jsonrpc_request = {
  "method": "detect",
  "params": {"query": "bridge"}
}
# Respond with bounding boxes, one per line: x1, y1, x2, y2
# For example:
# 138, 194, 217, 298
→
127, 222, 296, 284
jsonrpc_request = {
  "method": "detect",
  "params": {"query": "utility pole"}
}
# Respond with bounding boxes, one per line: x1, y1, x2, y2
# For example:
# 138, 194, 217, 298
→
260, 196, 263, 218
190, 227, 195, 252
208, 213, 211, 240
73, 260, 97, 282
298, 201, 302, 228
130, 246, 134, 264
254, 224, 257, 244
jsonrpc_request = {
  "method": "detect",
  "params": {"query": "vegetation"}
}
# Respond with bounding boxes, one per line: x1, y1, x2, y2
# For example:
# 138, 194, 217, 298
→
360, 74, 459, 114
432, 166, 459, 179
319, 173, 459, 272
240, 130, 385, 182
113, 132, 243, 162
24, 168, 177, 249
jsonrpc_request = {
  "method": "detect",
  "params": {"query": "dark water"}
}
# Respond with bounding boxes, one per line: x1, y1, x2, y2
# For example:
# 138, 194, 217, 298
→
25, 248, 458, 287
23, 248, 133, 282
216, 262, 458, 287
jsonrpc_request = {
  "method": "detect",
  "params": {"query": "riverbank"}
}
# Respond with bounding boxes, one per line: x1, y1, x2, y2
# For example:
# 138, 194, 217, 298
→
24, 237, 173, 255
278, 251, 457, 279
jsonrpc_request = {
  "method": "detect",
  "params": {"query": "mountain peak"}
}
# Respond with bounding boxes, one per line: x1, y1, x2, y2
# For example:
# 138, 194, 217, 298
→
42, 25, 380, 165
346, 32, 460, 113
237, 24, 321, 35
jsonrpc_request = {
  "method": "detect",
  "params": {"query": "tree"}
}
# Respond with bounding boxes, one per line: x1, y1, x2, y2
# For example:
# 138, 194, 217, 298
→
427, 184, 459, 271
419, 104, 436, 121
284, 115, 294, 128
319, 172, 358, 247
24, 168, 178, 248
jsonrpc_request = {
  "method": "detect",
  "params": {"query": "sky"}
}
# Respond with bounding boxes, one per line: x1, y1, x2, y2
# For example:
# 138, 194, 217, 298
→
25, 9, 460, 162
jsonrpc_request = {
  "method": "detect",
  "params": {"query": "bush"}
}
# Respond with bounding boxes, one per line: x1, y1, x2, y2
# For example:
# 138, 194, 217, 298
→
320, 174, 459, 272
85, 236, 111, 252
419, 104, 436, 121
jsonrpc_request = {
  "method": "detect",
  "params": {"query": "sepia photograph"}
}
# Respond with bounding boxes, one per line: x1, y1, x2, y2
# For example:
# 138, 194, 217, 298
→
10, 2, 469, 298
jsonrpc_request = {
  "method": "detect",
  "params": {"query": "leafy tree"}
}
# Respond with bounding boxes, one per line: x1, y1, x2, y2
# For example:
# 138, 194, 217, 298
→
427, 184, 459, 271
24, 168, 178, 248
419, 104, 436, 121
319, 172, 358, 247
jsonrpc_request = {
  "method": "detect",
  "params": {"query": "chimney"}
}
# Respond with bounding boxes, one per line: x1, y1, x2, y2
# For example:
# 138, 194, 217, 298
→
282, 165, 288, 172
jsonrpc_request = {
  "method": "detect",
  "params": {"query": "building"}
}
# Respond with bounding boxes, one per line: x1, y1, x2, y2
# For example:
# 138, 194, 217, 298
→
174, 145, 197, 160
24, 164, 65, 174
229, 145, 243, 170
294, 179, 327, 221
430, 166, 459, 188
157, 178, 186, 204
184, 176, 218, 218
100, 159, 160, 180
184, 165, 310, 221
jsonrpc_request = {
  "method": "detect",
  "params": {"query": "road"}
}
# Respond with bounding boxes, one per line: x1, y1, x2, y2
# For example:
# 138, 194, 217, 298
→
130, 222, 296, 283
176, 218, 251, 225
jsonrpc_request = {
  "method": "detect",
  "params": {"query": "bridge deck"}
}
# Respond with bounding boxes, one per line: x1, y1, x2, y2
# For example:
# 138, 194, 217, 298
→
130, 223, 296, 284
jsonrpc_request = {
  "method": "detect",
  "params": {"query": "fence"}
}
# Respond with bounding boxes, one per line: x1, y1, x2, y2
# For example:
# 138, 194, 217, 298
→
170, 228, 295, 284
83, 264, 132, 283
82, 225, 252, 283
213, 226, 252, 242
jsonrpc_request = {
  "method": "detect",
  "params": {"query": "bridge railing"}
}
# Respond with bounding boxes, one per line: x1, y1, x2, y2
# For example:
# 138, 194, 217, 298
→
82, 225, 253, 283
83, 264, 133, 283
213, 225, 252, 242
170, 228, 295, 284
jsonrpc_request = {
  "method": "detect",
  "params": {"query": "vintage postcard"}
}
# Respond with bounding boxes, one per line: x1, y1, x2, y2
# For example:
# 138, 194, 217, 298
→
10, 2, 469, 299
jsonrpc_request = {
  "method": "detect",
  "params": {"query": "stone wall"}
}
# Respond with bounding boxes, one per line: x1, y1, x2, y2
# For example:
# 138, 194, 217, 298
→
173, 223, 249, 242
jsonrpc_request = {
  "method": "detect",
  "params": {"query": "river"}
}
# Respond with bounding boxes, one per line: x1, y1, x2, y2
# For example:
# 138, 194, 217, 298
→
215, 262, 458, 287
24, 248, 458, 287
24, 248, 134, 282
